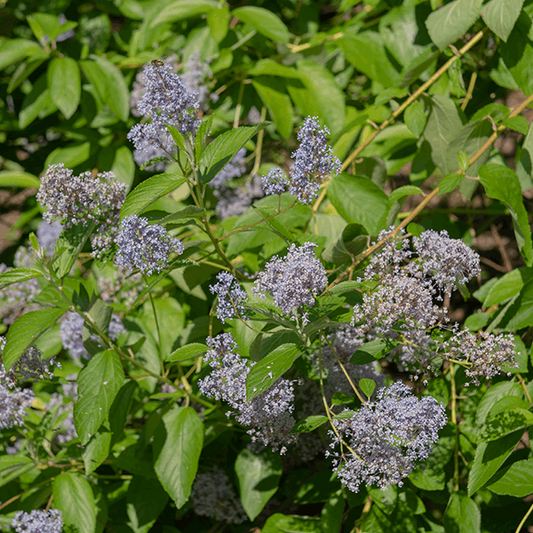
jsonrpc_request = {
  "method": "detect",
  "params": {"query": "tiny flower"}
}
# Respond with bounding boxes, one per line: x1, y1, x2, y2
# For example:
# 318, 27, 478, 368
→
0, 383, 34, 430
209, 271, 249, 323
11, 509, 63, 533
114, 215, 184, 276
262, 167, 289, 196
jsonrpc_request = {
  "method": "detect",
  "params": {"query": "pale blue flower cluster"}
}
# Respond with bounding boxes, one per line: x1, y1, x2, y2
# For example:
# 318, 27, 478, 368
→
114, 215, 184, 276
327, 382, 446, 492
198, 333, 296, 452
209, 271, 248, 323
253, 242, 327, 325
262, 116, 341, 204
11, 509, 63, 533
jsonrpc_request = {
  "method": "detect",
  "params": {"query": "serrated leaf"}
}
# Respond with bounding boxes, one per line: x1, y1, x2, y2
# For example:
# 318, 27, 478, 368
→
199, 124, 267, 184
252, 76, 293, 139
479, 164, 533, 266
443, 493, 481, 533
194, 114, 214, 161
426, 0, 483, 50
53, 472, 97, 533
502, 115, 528, 135
73, 350, 125, 445
482, 0, 524, 42
47, 57, 81, 119
359, 378, 376, 398
404, 101, 427, 137
82, 429, 112, 475
232, 6, 290, 43
457, 151, 470, 172
153, 406, 203, 508
4, 308, 66, 371
246, 344, 300, 401
166, 343, 208, 362
127, 476, 169, 533
467, 430, 523, 495
235, 448, 282, 521
167, 124, 187, 152
120, 173, 187, 220
479, 407, 533, 442
439, 173, 464, 194
0, 456, 35, 488
160, 206, 206, 223
350, 338, 399, 365
487, 460, 533, 497
0, 267, 42, 290
292, 415, 329, 434
53, 222, 94, 278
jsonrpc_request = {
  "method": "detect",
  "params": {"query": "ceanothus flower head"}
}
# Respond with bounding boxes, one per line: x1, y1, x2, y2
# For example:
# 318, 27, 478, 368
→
36, 164, 127, 257
262, 167, 289, 196
0, 383, 34, 430
198, 333, 296, 452
410, 229, 481, 295
11, 509, 63, 533
209, 271, 248, 323
114, 215, 184, 276
288, 116, 341, 204
327, 381, 446, 492
253, 242, 327, 325
190, 468, 247, 524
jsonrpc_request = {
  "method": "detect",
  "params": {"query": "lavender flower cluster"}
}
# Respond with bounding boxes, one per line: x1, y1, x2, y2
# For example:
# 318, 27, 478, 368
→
11, 509, 63, 533
114, 215, 184, 276
209, 271, 248, 323
253, 242, 327, 325
60, 312, 126, 361
327, 382, 446, 492
262, 116, 341, 204
36, 164, 127, 257
128, 61, 201, 168
97, 267, 143, 307
198, 333, 296, 452
0, 383, 34, 430
190, 468, 247, 524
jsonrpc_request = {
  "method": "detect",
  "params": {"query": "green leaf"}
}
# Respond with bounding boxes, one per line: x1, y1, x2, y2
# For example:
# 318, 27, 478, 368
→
246, 344, 300, 401
47, 57, 81, 119
478, 164, 533, 266
388, 185, 423, 204
53, 472, 97, 533
109, 380, 138, 443
482, 0, 524, 42
350, 339, 398, 365
53, 222, 94, 278
443, 493, 481, 533
0, 456, 35, 488
0, 39, 42, 71
291, 415, 328, 433
424, 95, 464, 174
426, 0, 483, 50
296, 60, 345, 135
83, 429, 112, 475
81, 56, 129, 121
501, 13, 533, 96
127, 476, 169, 533
467, 430, 523, 495
73, 350, 125, 445
439, 173, 463, 194
517, 122, 533, 190
479, 407, 533, 442
404, 101, 427, 138
505, 278, 533, 330
248, 59, 301, 79
487, 459, 533, 497
19, 74, 54, 129
150, 0, 218, 28
153, 406, 204, 508
167, 124, 187, 152
476, 382, 523, 427
45, 142, 91, 169
252, 77, 293, 139
232, 6, 290, 43
502, 115, 528, 135
166, 343, 208, 363
0, 171, 40, 188
339, 31, 400, 87
235, 448, 282, 521
120, 173, 187, 220
4, 308, 66, 371
160, 206, 206, 223
327, 173, 389, 235
484, 266, 533, 307
457, 151, 469, 172
359, 378, 376, 398
0, 267, 42, 290
199, 124, 267, 184
207, 5, 229, 42
263, 514, 322, 533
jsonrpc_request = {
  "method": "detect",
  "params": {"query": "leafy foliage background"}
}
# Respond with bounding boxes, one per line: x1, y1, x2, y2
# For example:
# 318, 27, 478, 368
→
1, 0, 533, 532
